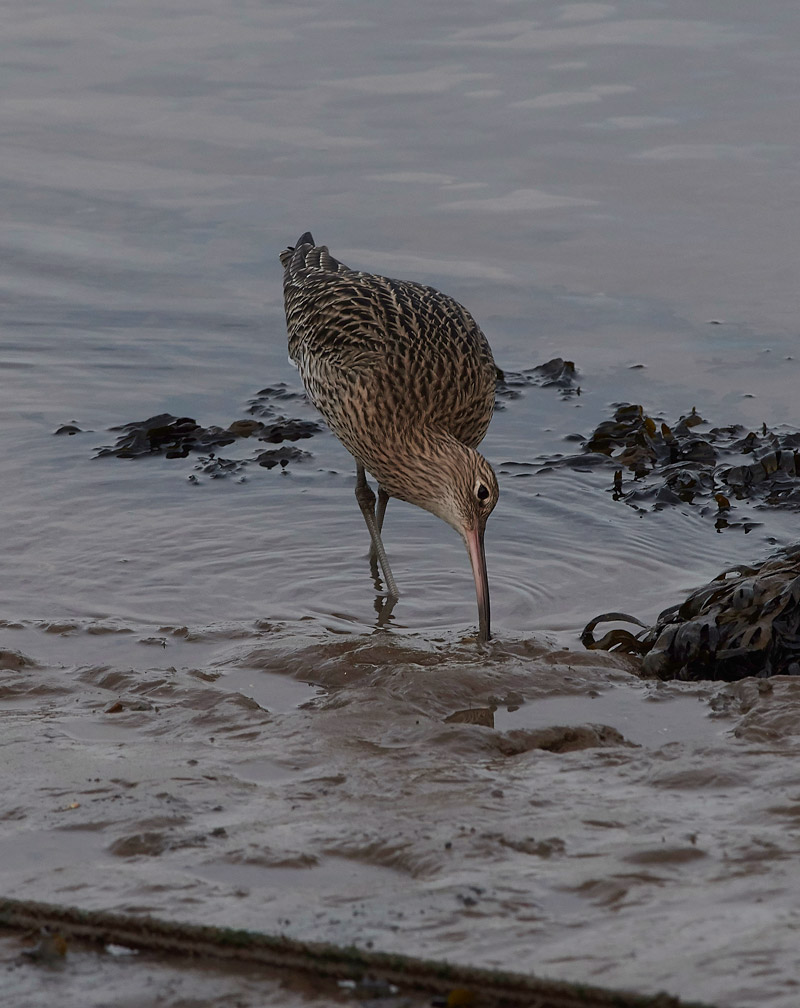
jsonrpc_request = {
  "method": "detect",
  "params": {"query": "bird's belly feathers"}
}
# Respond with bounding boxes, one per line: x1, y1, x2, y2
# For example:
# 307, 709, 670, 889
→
296, 346, 494, 468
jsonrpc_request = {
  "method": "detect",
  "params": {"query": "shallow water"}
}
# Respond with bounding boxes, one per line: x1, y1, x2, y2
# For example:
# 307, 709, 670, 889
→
3, 2, 800, 1005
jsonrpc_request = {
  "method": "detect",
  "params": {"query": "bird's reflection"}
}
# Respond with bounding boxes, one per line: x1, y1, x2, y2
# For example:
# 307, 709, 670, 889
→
369, 554, 398, 629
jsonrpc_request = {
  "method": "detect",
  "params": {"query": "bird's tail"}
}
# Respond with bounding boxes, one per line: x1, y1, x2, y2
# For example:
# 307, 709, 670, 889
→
279, 232, 315, 269
279, 232, 350, 276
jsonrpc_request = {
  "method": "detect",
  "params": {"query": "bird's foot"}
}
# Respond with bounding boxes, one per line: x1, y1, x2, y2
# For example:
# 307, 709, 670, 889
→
373, 592, 398, 628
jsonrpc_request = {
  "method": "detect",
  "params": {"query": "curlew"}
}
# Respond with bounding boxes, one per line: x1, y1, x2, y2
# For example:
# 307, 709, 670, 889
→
280, 233, 499, 641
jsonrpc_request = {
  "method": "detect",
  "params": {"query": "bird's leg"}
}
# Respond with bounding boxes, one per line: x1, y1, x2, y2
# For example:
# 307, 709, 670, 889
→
368, 487, 390, 563
355, 465, 400, 598
376, 486, 390, 532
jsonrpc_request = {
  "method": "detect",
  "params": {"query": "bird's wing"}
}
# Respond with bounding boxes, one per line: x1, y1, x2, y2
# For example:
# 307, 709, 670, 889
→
281, 235, 496, 449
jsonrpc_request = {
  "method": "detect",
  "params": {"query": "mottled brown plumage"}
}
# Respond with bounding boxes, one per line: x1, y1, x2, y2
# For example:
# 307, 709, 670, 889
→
281, 232, 499, 640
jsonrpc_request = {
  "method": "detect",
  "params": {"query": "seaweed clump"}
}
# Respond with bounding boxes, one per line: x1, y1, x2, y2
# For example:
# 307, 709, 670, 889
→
546, 403, 800, 527
89, 384, 322, 478
495, 358, 580, 408
583, 544, 800, 681
95, 414, 319, 459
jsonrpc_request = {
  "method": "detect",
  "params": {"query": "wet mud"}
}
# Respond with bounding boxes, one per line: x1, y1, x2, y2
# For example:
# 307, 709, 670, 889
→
1, 621, 799, 1008
0, 931, 360, 1008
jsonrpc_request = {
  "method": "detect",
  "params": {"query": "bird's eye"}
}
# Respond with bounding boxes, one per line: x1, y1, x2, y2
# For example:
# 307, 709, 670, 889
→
476, 482, 490, 502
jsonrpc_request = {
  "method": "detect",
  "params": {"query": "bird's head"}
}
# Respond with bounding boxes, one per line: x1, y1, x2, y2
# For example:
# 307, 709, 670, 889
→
422, 448, 499, 537
408, 439, 499, 643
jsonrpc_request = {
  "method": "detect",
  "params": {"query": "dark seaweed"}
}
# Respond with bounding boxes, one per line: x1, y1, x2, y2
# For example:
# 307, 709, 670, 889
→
246, 383, 308, 417
540, 403, 800, 527
583, 544, 800, 682
89, 385, 323, 478
495, 358, 580, 408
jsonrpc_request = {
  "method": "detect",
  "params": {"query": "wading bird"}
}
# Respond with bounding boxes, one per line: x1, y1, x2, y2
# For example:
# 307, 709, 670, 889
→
280, 233, 498, 641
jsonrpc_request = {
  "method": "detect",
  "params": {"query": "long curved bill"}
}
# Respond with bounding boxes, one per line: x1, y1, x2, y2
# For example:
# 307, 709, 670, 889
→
464, 524, 491, 643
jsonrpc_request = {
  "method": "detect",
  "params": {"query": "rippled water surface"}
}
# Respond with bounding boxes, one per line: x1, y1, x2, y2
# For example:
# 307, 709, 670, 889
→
3, 2, 800, 1005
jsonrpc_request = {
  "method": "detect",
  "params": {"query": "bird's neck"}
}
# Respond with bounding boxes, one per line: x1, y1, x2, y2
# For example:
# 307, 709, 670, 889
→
365, 426, 471, 516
